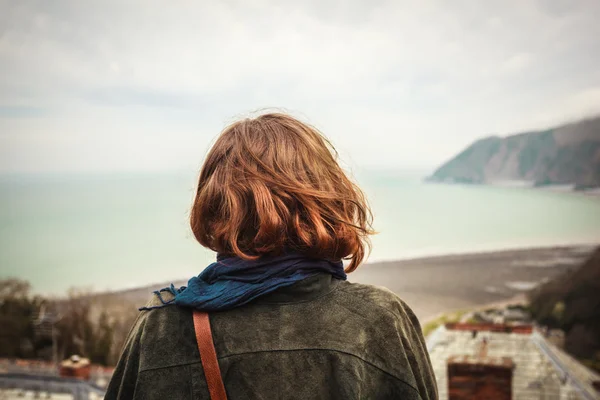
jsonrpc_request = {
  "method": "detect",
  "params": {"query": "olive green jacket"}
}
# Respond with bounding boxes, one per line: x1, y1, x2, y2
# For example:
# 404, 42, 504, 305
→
105, 274, 437, 399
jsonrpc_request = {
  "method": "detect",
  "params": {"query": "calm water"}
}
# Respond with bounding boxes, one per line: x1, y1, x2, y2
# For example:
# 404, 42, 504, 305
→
1, 171, 599, 294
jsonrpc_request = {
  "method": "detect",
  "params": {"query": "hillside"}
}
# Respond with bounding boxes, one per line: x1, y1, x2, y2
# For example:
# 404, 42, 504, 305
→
428, 116, 600, 190
528, 247, 600, 371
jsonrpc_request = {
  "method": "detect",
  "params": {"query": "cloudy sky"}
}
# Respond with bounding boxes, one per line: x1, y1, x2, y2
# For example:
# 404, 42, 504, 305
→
1, 0, 599, 174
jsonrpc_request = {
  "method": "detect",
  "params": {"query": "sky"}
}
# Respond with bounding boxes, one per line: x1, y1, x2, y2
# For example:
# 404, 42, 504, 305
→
1, 0, 599, 174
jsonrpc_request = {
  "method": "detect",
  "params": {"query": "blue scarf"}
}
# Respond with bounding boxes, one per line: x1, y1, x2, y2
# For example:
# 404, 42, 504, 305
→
140, 253, 346, 312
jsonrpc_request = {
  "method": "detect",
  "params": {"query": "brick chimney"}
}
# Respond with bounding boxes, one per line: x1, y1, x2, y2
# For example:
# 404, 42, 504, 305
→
447, 354, 514, 400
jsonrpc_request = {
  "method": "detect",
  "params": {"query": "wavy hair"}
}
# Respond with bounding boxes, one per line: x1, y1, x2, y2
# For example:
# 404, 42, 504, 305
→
190, 113, 374, 272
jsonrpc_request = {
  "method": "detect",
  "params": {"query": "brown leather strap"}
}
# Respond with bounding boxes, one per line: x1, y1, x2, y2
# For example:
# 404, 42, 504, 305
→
193, 311, 228, 400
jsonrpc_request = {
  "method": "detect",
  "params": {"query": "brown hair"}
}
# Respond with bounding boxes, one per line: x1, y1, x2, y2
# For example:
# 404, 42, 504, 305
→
190, 112, 374, 272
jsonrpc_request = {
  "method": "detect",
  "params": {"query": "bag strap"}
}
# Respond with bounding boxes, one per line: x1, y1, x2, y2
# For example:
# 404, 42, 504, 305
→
193, 311, 228, 400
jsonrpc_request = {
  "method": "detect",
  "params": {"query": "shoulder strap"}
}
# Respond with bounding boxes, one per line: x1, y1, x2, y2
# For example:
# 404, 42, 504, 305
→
193, 311, 228, 400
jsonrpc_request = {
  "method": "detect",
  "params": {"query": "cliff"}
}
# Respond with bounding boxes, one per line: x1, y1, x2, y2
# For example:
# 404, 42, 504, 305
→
428, 116, 600, 190
528, 247, 600, 371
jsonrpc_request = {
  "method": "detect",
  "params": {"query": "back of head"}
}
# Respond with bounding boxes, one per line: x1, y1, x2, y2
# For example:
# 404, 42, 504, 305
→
190, 113, 373, 272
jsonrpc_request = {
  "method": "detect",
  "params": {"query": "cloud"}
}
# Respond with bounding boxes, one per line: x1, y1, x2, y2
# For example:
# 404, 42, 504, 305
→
0, 106, 48, 118
501, 53, 535, 74
0, 0, 599, 173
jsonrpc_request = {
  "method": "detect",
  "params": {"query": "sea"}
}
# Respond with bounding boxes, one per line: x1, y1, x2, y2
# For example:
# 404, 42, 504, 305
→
1, 170, 600, 295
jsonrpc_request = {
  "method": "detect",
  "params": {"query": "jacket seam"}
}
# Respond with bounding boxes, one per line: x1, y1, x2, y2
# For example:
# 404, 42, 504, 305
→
337, 285, 406, 320
215, 347, 421, 396
188, 364, 194, 399
139, 360, 200, 373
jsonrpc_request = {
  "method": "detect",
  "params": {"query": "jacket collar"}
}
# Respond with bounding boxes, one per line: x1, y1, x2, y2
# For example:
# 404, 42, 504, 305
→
254, 273, 341, 305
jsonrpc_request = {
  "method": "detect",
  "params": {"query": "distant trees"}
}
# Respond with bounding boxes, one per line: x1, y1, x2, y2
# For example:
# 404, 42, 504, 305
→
91, 311, 114, 366
528, 247, 600, 372
0, 279, 43, 358
0, 279, 139, 366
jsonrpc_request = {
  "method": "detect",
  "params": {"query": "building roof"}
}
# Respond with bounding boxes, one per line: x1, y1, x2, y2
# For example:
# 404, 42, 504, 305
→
427, 324, 600, 400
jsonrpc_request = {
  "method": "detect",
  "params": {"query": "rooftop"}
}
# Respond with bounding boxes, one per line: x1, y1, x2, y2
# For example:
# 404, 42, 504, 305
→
427, 323, 600, 400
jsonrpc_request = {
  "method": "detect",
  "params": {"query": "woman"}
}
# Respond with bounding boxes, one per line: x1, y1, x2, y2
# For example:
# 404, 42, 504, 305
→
106, 113, 437, 399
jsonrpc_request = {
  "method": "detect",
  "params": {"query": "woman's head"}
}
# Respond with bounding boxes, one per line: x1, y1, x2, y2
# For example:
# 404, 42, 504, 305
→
190, 112, 374, 272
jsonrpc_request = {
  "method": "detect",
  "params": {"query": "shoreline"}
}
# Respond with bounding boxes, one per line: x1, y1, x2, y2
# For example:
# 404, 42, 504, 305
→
364, 241, 598, 265
84, 243, 599, 322
86, 243, 596, 297
349, 244, 596, 321
424, 179, 600, 199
